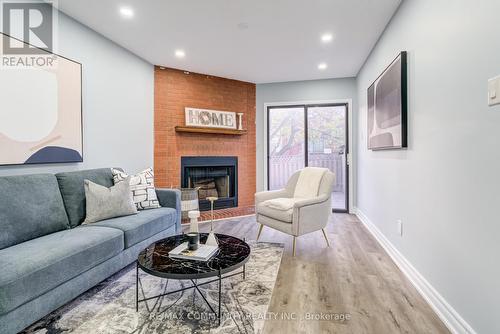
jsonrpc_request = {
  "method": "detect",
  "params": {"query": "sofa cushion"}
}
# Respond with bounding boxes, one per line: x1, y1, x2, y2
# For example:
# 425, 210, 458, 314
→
257, 201, 293, 223
56, 168, 115, 227
0, 174, 69, 250
0, 226, 123, 315
87, 207, 177, 248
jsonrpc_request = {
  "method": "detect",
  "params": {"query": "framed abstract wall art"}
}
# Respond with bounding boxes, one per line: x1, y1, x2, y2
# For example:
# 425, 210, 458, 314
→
0, 32, 83, 166
367, 51, 407, 150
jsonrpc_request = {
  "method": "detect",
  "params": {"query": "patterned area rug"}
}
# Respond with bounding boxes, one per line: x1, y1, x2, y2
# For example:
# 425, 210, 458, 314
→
23, 241, 283, 334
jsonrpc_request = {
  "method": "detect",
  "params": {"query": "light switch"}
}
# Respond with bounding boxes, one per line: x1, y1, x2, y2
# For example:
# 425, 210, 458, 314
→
488, 75, 500, 106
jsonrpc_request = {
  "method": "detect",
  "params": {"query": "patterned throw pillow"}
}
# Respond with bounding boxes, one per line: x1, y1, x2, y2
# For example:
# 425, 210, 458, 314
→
111, 168, 160, 210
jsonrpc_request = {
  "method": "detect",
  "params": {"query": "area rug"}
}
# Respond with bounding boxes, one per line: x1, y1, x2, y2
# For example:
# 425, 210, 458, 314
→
23, 241, 284, 334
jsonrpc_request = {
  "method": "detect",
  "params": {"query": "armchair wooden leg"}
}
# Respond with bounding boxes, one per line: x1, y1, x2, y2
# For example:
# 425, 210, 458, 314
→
292, 236, 296, 257
256, 224, 264, 241
321, 228, 331, 247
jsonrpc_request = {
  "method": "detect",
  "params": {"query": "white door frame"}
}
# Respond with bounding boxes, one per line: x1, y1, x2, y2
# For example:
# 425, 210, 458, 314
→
263, 99, 354, 214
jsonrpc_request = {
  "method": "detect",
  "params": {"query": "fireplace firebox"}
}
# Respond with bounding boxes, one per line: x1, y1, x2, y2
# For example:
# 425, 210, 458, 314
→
181, 156, 238, 211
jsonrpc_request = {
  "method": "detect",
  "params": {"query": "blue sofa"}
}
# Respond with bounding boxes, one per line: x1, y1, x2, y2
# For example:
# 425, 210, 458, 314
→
0, 168, 181, 334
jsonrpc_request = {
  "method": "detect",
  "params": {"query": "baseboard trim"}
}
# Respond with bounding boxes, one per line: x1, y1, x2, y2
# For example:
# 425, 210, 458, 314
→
353, 207, 476, 334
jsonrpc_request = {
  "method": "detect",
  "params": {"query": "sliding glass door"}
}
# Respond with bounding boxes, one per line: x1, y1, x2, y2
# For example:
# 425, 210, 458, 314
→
267, 106, 305, 191
267, 103, 348, 212
306, 105, 348, 211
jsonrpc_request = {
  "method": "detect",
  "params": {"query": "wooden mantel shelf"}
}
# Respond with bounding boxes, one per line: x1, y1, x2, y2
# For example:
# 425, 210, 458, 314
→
175, 126, 247, 135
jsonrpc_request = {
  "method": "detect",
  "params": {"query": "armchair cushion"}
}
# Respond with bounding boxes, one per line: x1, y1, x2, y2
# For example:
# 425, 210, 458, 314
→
255, 189, 289, 205
261, 198, 297, 211
257, 199, 294, 223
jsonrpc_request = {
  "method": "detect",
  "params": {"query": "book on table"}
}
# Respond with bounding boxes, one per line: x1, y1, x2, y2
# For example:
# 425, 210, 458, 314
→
168, 242, 218, 261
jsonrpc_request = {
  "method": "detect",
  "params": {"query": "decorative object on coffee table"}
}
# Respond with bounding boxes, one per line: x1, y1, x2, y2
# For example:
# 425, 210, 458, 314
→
187, 232, 199, 250
180, 187, 200, 220
188, 210, 200, 232
168, 240, 218, 261
206, 196, 219, 246
136, 233, 251, 326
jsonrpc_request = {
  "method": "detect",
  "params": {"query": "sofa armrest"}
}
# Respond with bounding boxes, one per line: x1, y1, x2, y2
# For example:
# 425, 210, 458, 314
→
255, 189, 289, 205
292, 194, 331, 236
156, 188, 181, 233
293, 194, 330, 208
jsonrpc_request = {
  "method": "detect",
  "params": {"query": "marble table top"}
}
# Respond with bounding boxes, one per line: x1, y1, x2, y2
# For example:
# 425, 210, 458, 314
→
137, 233, 251, 279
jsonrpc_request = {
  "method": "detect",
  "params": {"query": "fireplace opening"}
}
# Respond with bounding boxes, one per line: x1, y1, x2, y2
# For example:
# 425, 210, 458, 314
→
187, 167, 231, 200
181, 156, 238, 211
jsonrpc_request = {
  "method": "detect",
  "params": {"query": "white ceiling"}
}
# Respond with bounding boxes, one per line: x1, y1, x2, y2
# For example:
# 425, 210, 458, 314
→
57, 0, 401, 84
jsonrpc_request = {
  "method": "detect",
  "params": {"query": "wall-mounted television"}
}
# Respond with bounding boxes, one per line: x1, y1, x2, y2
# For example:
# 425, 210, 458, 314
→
367, 51, 407, 150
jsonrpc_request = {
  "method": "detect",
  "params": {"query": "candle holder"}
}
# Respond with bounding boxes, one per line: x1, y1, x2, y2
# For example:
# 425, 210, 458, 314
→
188, 210, 200, 233
205, 196, 219, 246
187, 232, 199, 250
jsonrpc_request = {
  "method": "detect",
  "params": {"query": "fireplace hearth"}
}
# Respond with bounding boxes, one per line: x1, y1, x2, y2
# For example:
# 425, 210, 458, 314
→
181, 156, 238, 211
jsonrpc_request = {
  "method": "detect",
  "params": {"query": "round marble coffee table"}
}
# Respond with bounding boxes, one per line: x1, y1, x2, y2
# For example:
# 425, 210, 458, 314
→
136, 233, 251, 325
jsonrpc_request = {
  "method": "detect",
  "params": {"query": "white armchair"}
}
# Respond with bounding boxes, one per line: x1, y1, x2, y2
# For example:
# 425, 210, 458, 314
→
255, 167, 335, 256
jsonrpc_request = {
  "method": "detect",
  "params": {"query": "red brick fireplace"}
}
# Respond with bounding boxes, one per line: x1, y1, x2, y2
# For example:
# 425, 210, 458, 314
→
154, 67, 256, 221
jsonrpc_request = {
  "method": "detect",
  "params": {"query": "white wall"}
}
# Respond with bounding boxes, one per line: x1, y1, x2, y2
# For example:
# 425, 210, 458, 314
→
0, 12, 153, 176
356, 0, 500, 333
256, 78, 357, 196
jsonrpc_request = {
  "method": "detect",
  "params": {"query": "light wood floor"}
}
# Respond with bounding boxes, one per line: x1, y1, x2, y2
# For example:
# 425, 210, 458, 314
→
186, 214, 450, 334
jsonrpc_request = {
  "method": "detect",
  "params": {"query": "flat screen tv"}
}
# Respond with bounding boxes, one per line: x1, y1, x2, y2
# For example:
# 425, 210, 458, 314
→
367, 51, 407, 150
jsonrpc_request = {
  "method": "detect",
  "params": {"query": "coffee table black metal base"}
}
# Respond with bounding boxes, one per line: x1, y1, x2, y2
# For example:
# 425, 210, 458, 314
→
135, 263, 246, 326
135, 233, 251, 327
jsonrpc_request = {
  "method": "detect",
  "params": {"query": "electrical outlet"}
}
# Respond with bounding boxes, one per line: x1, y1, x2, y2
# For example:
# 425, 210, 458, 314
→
396, 220, 403, 236
488, 75, 500, 106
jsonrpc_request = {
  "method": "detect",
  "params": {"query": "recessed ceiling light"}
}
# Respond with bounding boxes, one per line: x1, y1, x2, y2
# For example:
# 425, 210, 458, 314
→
119, 7, 134, 19
318, 63, 327, 70
175, 50, 185, 58
321, 33, 333, 43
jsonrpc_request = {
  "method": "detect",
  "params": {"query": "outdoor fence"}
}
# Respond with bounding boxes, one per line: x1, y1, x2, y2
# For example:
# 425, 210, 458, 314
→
268, 153, 345, 192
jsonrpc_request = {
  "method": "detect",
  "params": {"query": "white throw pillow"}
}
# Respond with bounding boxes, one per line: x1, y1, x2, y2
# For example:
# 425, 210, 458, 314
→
112, 168, 160, 210
294, 167, 328, 198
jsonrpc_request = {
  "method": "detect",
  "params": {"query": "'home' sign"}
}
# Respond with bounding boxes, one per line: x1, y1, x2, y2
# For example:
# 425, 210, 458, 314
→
185, 107, 237, 129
